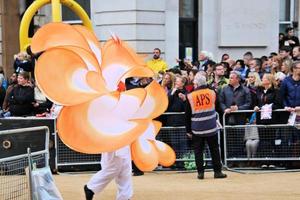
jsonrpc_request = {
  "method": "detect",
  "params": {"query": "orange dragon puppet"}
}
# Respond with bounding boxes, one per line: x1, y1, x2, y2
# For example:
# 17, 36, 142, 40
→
30, 22, 176, 171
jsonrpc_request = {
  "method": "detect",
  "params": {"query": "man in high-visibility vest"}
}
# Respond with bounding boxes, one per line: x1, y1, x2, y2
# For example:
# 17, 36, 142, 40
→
185, 73, 227, 179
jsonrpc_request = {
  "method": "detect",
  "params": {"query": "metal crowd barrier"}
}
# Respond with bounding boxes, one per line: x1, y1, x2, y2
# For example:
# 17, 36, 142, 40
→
0, 117, 57, 172
223, 109, 300, 172
55, 136, 101, 170
55, 112, 218, 171
0, 127, 49, 200
158, 112, 219, 162
55, 112, 200, 170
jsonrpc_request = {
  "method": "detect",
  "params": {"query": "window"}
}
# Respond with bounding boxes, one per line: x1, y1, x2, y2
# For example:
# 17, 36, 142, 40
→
279, 0, 297, 34
179, 0, 194, 18
179, 0, 198, 62
62, 0, 90, 23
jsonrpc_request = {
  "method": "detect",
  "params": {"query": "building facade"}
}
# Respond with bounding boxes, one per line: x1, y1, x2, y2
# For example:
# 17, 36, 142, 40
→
0, 0, 299, 76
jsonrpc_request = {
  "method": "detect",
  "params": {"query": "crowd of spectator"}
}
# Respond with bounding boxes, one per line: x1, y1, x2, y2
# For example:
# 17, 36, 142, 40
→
140, 28, 300, 168
4, 27, 298, 121
0, 49, 53, 118
144, 45, 300, 125
1, 28, 299, 170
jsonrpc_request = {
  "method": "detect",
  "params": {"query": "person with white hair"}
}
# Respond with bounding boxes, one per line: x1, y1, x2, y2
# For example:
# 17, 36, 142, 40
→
198, 51, 214, 71
185, 72, 227, 180
275, 71, 287, 87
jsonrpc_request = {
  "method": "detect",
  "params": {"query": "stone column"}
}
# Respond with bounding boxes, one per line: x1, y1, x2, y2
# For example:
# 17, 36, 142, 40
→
0, 0, 3, 72
295, 1, 300, 37
91, 0, 179, 68
1, 0, 20, 77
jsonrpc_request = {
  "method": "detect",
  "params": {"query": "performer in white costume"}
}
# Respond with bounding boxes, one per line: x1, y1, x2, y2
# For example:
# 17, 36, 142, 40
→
84, 146, 133, 200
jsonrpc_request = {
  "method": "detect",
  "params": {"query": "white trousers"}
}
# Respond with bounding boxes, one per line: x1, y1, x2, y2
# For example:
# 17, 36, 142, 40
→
87, 147, 133, 200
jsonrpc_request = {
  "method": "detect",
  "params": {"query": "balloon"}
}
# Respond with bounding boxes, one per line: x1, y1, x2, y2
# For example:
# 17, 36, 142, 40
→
32, 22, 175, 171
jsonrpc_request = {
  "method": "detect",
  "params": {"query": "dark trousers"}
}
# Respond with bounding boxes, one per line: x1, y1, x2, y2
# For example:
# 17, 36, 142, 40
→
192, 134, 222, 174
132, 161, 142, 173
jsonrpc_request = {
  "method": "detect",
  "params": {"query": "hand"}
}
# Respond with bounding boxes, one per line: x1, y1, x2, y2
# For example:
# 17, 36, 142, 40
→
175, 58, 181, 63
285, 107, 295, 112
25, 81, 34, 87
36, 113, 47, 117
32, 102, 39, 107
230, 105, 238, 111
178, 93, 186, 101
295, 106, 300, 112
171, 88, 177, 95
254, 106, 260, 111
186, 133, 193, 139
288, 40, 295, 44
224, 108, 231, 113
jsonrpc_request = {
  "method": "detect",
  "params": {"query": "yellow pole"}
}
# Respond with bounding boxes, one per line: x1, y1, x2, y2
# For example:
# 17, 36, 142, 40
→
19, 0, 50, 51
52, 0, 62, 22
61, 0, 93, 30
19, 0, 93, 51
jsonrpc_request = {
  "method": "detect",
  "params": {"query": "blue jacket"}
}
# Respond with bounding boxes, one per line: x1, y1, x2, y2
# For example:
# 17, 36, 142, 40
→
280, 76, 300, 107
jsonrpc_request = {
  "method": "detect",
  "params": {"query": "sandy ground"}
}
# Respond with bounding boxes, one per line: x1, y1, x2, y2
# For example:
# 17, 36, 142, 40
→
54, 170, 300, 200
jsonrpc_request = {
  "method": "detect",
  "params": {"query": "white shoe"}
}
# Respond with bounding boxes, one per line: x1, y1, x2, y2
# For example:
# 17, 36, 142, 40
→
261, 165, 268, 169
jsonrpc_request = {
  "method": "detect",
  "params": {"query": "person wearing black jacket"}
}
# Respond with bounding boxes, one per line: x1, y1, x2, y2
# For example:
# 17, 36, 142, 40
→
254, 74, 284, 167
219, 71, 252, 125
7, 71, 34, 116
166, 75, 187, 125
282, 27, 300, 49
124, 77, 152, 176
13, 52, 33, 73
254, 73, 283, 124
166, 75, 188, 165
